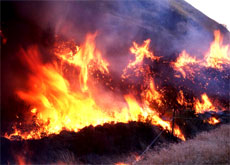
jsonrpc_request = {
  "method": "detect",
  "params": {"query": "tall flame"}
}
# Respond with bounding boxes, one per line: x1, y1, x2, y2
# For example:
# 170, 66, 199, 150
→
142, 78, 163, 107
54, 33, 109, 92
203, 30, 230, 69
5, 35, 184, 141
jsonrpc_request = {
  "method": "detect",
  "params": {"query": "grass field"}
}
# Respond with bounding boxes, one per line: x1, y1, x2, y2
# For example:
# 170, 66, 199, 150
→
136, 124, 230, 164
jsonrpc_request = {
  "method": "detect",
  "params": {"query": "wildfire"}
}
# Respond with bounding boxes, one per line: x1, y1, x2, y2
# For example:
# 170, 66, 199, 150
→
207, 117, 220, 125
142, 78, 163, 107
128, 39, 160, 68
4, 34, 185, 141
54, 33, 109, 92
122, 39, 160, 79
172, 30, 230, 78
203, 30, 230, 69
172, 50, 199, 78
194, 94, 217, 114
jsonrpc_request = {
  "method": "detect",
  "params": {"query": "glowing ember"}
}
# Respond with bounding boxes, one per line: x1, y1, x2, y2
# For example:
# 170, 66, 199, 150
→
177, 90, 188, 106
31, 108, 37, 114
194, 94, 217, 114
0, 29, 7, 44
15, 155, 26, 165
135, 155, 141, 162
115, 162, 129, 165
207, 117, 220, 125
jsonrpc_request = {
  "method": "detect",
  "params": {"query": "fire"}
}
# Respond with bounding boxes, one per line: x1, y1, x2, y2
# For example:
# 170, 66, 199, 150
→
4, 126, 21, 139
122, 39, 160, 79
172, 50, 199, 78
115, 162, 129, 165
6, 45, 114, 139
142, 78, 163, 107
15, 155, 26, 165
4, 34, 186, 141
128, 39, 160, 68
207, 117, 220, 125
31, 108, 37, 114
177, 90, 188, 106
54, 33, 109, 92
114, 95, 184, 140
135, 155, 141, 162
203, 30, 230, 69
172, 30, 230, 78
0, 29, 7, 44
194, 94, 217, 114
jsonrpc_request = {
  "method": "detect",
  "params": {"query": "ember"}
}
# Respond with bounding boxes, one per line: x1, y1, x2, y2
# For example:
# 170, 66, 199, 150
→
207, 117, 220, 125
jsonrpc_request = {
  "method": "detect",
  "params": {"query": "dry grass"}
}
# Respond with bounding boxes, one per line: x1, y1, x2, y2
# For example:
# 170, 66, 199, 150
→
137, 124, 230, 165
54, 124, 230, 164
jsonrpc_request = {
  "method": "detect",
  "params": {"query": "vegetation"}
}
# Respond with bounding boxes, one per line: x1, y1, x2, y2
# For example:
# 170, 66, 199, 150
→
136, 124, 230, 165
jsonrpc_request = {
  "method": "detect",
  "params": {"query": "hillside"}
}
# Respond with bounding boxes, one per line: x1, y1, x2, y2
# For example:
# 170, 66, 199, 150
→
1, 0, 230, 164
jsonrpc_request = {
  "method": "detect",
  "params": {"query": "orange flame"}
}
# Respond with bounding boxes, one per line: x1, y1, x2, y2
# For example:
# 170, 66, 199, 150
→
194, 94, 217, 114
172, 50, 199, 78
122, 39, 160, 79
172, 30, 230, 78
54, 33, 109, 92
207, 117, 220, 125
177, 90, 188, 106
128, 39, 160, 68
203, 30, 230, 69
4, 34, 184, 141
135, 155, 141, 162
115, 162, 129, 165
142, 78, 163, 107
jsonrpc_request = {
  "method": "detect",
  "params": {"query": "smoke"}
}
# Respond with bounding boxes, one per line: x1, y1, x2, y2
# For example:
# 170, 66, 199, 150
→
1, 0, 229, 135
6, 0, 226, 66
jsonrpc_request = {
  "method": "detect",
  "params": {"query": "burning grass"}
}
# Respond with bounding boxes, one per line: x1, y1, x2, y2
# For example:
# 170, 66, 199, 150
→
3, 30, 229, 141
1, 122, 174, 164
1, 111, 229, 164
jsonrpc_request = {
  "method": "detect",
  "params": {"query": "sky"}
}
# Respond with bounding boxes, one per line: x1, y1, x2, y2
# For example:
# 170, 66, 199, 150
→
185, 0, 230, 30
